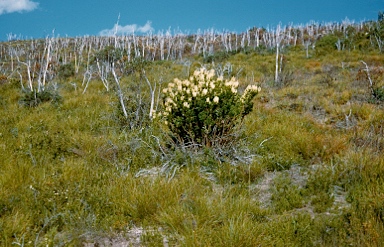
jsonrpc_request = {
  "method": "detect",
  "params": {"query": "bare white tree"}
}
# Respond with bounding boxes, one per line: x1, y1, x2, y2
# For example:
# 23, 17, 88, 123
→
95, 58, 111, 91
158, 31, 165, 60
361, 60, 375, 96
111, 62, 128, 118
82, 65, 95, 94
14, 50, 33, 91
37, 35, 53, 92
274, 24, 283, 84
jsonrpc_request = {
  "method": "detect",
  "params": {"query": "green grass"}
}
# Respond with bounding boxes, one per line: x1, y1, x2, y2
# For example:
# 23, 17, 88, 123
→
0, 43, 384, 246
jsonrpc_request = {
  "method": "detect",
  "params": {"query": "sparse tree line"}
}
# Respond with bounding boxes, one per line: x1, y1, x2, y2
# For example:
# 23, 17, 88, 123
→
0, 17, 383, 96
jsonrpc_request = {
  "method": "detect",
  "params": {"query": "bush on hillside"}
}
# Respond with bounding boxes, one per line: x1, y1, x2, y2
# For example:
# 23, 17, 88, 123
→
57, 63, 75, 80
19, 89, 62, 107
157, 67, 260, 147
315, 34, 339, 56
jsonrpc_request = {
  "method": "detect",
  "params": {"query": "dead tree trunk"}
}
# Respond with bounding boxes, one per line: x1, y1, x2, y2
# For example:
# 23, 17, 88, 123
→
112, 62, 128, 118
275, 24, 282, 84
38, 36, 53, 92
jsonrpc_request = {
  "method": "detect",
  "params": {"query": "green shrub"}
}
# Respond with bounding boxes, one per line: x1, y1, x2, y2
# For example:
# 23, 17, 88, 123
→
315, 34, 339, 56
372, 87, 384, 102
158, 68, 260, 146
203, 50, 231, 63
94, 45, 124, 64
57, 63, 75, 79
19, 89, 62, 107
271, 174, 305, 213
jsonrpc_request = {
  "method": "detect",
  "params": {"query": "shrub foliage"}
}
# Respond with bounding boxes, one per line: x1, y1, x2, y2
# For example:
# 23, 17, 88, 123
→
19, 89, 62, 107
158, 68, 260, 146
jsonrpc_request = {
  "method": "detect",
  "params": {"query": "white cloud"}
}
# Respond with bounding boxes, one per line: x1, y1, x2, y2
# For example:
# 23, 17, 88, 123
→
0, 0, 39, 15
99, 21, 154, 36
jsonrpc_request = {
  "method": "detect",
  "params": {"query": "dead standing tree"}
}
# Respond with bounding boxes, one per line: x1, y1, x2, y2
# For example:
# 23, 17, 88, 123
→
95, 57, 111, 91
12, 45, 33, 91
13, 37, 55, 93
274, 24, 285, 84
37, 35, 54, 92
111, 62, 128, 118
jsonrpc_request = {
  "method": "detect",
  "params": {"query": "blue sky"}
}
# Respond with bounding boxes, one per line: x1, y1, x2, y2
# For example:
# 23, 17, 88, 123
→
0, 0, 383, 40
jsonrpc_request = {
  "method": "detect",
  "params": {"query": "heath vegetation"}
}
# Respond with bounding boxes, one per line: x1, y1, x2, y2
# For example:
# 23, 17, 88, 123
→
0, 15, 384, 246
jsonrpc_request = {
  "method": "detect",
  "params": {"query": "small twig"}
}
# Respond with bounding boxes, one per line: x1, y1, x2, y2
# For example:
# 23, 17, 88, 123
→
259, 137, 273, 148
26, 145, 37, 166
345, 109, 353, 129
236, 67, 244, 78
12, 234, 25, 246
360, 60, 374, 96
35, 213, 64, 247
151, 135, 166, 156
70, 82, 77, 92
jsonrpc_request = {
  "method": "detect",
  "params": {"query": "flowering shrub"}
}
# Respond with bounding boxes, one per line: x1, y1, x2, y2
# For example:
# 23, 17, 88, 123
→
158, 68, 261, 146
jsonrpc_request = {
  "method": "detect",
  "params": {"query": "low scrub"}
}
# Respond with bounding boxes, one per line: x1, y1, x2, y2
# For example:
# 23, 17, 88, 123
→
158, 67, 260, 147
19, 89, 62, 107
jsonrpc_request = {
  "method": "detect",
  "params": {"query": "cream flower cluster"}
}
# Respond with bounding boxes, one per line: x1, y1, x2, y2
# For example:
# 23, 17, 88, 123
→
159, 67, 261, 129
224, 77, 240, 94
161, 68, 240, 114
244, 84, 261, 95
